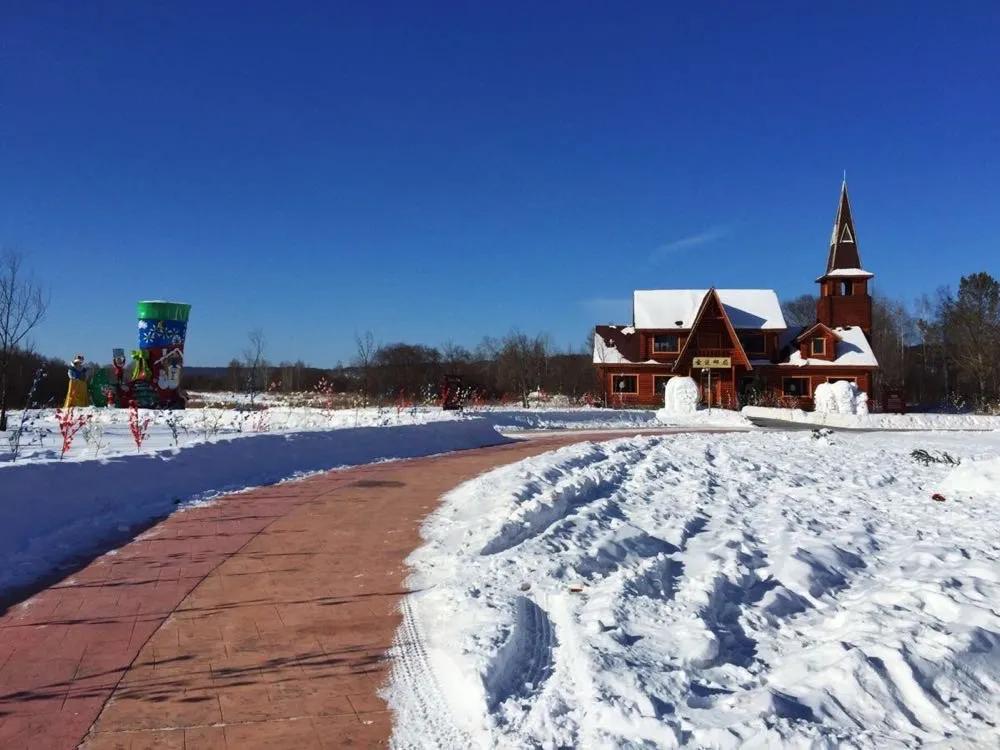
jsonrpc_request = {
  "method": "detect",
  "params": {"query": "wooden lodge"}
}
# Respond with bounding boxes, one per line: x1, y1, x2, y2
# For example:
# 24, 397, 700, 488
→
593, 182, 879, 408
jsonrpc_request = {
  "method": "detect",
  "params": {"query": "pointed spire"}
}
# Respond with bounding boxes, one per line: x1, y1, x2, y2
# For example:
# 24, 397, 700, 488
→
825, 179, 862, 272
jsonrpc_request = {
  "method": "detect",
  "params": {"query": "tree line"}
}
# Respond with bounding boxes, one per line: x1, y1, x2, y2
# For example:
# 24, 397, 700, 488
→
203, 331, 598, 408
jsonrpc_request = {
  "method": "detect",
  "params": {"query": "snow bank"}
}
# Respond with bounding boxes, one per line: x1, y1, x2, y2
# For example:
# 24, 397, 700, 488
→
1, 406, 662, 466
743, 405, 1000, 431
477, 408, 658, 432
939, 456, 1000, 498
0, 405, 461, 465
813, 380, 868, 415
0, 419, 511, 602
388, 430, 1000, 748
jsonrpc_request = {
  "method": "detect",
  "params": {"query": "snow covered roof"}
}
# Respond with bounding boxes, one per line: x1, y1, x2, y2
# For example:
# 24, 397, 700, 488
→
592, 329, 658, 365
781, 326, 879, 367
633, 289, 786, 330
592, 332, 628, 364
816, 267, 874, 281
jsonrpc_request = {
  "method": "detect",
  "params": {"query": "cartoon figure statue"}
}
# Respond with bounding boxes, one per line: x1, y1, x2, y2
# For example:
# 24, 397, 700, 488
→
64, 354, 90, 408
156, 348, 184, 391
108, 348, 129, 407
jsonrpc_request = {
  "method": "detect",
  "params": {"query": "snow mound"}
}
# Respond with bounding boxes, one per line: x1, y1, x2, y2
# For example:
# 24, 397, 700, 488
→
743, 406, 1000, 431
388, 431, 1000, 748
662, 375, 699, 413
939, 456, 1000, 498
813, 380, 869, 415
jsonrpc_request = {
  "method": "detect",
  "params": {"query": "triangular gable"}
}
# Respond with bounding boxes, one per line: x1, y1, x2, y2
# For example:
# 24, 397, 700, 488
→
794, 321, 843, 343
672, 289, 752, 372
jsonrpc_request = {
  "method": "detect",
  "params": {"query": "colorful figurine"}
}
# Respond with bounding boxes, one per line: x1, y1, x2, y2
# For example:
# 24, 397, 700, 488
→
110, 348, 128, 406
64, 354, 90, 408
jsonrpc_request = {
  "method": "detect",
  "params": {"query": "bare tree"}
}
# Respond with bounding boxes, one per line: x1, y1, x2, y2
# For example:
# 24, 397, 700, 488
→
0, 251, 48, 431
780, 293, 818, 329
497, 330, 550, 407
353, 331, 379, 405
242, 328, 268, 408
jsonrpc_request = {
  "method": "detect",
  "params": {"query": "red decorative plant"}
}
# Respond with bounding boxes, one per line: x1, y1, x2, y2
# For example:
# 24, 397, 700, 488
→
55, 407, 91, 459
128, 401, 152, 452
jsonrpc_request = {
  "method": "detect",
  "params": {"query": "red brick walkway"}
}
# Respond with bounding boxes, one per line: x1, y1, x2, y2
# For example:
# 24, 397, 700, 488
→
0, 431, 678, 749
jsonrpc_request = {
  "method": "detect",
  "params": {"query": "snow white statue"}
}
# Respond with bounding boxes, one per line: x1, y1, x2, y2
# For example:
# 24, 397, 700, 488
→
64, 354, 90, 408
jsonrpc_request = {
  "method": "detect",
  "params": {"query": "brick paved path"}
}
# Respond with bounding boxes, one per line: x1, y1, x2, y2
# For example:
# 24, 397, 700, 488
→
0, 431, 687, 749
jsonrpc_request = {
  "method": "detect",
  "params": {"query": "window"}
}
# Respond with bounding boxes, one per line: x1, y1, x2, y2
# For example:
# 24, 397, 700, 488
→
782, 377, 810, 397
811, 338, 826, 355
653, 375, 673, 394
841, 280, 854, 296
739, 333, 766, 355
653, 334, 679, 353
612, 374, 637, 393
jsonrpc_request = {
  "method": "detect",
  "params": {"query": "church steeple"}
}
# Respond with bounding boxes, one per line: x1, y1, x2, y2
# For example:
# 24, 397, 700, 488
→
816, 179, 874, 336
826, 179, 863, 271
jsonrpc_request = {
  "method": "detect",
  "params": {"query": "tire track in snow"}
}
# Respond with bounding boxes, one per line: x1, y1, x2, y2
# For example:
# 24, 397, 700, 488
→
387, 597, 474, 749
484, 596, 557, 713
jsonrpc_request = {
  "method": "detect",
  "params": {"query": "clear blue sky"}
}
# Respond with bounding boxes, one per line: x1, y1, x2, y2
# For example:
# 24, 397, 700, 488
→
3, 2, 998, 366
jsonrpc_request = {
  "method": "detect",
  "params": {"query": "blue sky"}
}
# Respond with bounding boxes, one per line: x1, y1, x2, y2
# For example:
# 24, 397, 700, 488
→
3, 2, 998, 366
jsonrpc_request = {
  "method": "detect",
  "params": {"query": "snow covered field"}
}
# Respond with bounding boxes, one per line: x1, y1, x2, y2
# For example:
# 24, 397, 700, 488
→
387, 430, 1000, 748
743, 405, 1000, 431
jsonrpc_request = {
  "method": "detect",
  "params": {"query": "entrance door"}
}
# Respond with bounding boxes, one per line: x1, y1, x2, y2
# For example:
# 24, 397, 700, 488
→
699, 369, 722, 407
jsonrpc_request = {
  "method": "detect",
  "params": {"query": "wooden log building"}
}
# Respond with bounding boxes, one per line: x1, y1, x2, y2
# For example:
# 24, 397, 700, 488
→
593, 182, 879, 408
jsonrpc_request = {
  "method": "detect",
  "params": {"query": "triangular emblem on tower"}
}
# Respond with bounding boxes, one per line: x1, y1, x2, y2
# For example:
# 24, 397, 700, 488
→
840, 224, 854, 243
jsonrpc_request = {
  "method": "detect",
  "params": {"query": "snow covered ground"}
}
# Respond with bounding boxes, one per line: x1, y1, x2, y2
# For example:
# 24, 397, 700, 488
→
743, 405, 1000, 431
0, 405, 665, 465
387, 430, 1000, 749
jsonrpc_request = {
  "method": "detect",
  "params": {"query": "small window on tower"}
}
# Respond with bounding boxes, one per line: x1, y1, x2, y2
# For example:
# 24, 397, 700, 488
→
811, 338, 826, 356
841, 280, 853, 296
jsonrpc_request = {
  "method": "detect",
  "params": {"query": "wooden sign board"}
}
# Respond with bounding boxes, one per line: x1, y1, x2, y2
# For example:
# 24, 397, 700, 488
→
693, 357, 731, 368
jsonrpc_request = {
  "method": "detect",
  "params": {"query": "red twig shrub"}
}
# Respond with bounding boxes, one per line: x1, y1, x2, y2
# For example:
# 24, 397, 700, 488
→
56, 408, 91, 459
128, 402, 152, 452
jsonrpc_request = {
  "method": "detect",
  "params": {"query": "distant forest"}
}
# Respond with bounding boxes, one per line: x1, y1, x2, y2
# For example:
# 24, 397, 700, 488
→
3, 271, 999, 413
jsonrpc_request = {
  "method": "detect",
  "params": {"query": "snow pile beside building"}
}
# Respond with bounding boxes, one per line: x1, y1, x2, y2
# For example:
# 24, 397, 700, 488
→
387, 431, 1000, 748
813, 380, 869, 415
939, 456, 1000, 498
